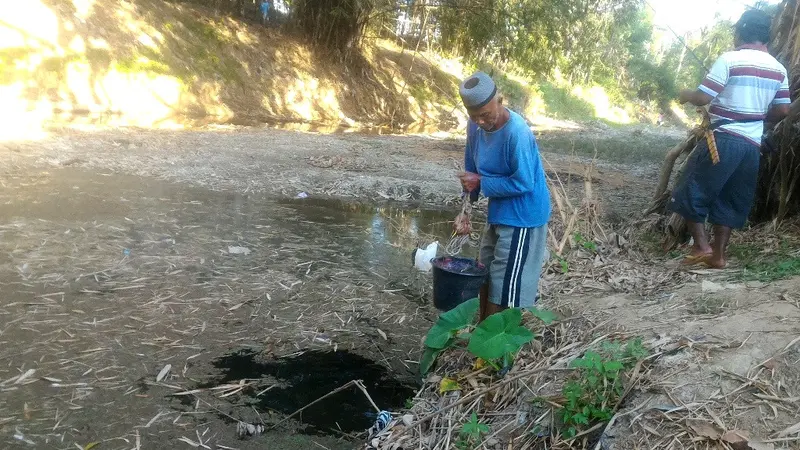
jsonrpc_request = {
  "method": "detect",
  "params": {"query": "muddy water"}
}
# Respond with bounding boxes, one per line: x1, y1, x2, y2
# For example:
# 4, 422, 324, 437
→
0, 168, 460, 279
0, 168, 477, 449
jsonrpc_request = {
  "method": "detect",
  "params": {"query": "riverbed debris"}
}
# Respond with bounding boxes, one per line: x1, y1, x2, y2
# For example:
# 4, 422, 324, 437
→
236, 421, 265, 439
362, 316, 795, 449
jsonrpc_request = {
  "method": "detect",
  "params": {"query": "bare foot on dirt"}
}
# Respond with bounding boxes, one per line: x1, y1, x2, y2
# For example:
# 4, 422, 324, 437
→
702, 255, 727, 269
681, 248, 712, 265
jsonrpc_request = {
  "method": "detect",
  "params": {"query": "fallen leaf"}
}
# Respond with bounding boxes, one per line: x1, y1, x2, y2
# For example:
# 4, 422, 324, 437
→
721, 431, 775, 450
439, 377, 460, 395
227, 246, 251, 255
686, 418, 723, 440
426, 375, 442, 384
746, 441, 775, 450
83, 442, 100, 450
777, 420, 800, 437
376, 328, 388, 340
722, 430, 748, 448
178, 436, 201, 447
784, 335, 800, 351
227, 302, 246, 311
156, 364, 172, 382
15, 369, 36, 385
761, 358, 778, 370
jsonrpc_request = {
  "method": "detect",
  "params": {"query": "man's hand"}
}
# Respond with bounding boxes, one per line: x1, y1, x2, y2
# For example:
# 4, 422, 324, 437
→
458, 171, 481, 193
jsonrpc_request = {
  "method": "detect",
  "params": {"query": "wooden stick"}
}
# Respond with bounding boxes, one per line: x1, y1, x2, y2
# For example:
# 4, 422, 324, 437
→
354, 380, 381, 413
650, 109, 708, 213
652, 134, 697, 203
569, 421, 605, 441
557, 211, 579, 254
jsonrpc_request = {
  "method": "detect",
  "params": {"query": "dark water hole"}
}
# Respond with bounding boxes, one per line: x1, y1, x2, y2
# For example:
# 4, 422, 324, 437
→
200, 349, 417, 434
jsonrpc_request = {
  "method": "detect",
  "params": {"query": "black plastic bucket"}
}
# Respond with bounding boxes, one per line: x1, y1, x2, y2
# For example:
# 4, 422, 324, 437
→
431, 257, 488, 311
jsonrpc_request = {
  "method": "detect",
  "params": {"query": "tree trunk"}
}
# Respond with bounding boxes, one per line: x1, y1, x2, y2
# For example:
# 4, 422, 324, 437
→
755, 0, 800, 221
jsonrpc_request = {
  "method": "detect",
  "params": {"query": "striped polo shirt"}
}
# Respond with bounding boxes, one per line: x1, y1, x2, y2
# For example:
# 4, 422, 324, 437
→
698, 47, 791, 146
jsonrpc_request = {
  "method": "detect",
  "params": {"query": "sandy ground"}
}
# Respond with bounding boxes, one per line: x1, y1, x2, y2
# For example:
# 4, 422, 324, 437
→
1, 125, 798, 449
557, 277, 800, 449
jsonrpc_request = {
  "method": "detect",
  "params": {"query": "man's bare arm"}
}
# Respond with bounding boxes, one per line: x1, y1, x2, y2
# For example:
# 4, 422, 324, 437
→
766, 104, 791, 123
678, 89, 714, 107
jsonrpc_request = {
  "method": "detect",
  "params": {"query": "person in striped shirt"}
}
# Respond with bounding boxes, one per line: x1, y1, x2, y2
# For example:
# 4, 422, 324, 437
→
672, 9, 791, 269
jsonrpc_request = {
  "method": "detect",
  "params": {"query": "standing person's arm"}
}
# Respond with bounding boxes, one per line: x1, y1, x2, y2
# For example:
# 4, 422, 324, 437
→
767, 74, 792, 122
455, 123, 479, 236
479, 128, 536, 198
679, 56, 729, 107
461, 122, 480, 202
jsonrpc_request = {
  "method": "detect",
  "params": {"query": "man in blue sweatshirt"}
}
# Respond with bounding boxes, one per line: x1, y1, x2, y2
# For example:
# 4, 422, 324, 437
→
455, 71, 551, 321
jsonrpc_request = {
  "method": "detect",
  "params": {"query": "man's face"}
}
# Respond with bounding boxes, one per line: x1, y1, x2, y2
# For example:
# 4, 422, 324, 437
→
467, 97, 502, 131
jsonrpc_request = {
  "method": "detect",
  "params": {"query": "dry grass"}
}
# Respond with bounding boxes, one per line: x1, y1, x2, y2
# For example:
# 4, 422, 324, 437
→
365, 311, 800, 450
615, 341, 800, 450
366, 315, 656, 449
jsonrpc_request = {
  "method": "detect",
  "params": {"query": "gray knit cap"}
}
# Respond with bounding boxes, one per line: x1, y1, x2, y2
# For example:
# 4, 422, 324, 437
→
459, 72, 497, 109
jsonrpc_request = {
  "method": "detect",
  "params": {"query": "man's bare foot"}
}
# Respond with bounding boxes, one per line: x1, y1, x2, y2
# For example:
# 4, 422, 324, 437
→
690, 244, 712, 257
681, 250, 712, 265
701, 254, 727, 269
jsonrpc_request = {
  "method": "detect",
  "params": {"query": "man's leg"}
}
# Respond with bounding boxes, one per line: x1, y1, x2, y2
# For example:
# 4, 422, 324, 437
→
670, 148, 712, 263
485, 225, 546, 316
670, 136, 738, 264
515, 224, 548, 308
484, 297, 506, 319
707, 225, 731, 268
707, 134, 760, 269
478, 283, 490, 322
686, 220, 712, 258
482, 225, 547, 320
483, 226, 520, 321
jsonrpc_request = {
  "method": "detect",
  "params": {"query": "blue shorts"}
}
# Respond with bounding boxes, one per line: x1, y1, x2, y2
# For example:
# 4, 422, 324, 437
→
479, 224, 548, 308
669, 132, 760, 229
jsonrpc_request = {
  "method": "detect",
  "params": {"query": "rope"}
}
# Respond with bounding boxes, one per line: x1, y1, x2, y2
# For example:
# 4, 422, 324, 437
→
445, 234, 471, 256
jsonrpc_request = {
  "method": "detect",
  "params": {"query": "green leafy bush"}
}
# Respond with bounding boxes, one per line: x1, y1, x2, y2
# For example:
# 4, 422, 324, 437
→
559, 338, 648, 438
456, 412, 490, 449
468, 308, 533, 360
419, 298, 556, 376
